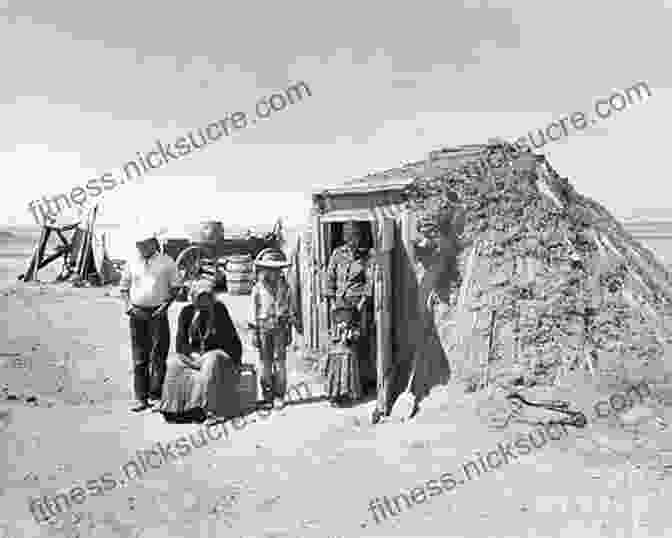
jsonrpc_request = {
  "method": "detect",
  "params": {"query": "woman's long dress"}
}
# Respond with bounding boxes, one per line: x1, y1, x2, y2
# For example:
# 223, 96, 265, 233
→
159, 301, 242, 421
321, 324, 363, 401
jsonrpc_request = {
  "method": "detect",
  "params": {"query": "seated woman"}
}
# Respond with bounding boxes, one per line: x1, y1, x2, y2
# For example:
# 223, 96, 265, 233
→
159, 278, 243, 424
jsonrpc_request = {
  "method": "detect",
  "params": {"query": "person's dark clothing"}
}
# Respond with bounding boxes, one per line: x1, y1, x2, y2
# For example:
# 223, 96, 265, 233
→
160, 301, 243, 422
325, 245, 375, 301
175, 302, 243, 364
129, 307, 170, 401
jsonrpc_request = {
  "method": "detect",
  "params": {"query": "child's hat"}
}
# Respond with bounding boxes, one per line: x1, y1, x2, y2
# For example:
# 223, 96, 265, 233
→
254, 248, 290, 269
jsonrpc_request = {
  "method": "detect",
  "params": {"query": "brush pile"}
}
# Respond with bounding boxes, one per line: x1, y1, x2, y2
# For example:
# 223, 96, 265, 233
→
405, 141, 672, 388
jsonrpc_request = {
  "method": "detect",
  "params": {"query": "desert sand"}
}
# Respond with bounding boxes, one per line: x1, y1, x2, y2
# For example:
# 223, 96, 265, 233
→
2, 282, 672, 537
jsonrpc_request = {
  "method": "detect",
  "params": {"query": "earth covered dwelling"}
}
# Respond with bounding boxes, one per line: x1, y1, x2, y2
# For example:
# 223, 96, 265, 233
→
298, 139, 672, 414
299, 145, 487, 413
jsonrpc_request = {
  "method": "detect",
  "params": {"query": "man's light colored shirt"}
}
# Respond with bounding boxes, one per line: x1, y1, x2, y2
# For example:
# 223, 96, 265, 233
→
120, 253, 180, 307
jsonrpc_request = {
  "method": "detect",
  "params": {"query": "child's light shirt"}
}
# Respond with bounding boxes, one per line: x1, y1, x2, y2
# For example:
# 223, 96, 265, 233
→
249, 277, 292, 330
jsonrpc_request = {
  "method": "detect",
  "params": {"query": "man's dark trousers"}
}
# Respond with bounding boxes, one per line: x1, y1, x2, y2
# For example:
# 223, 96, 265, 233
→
129, 308, 170, 402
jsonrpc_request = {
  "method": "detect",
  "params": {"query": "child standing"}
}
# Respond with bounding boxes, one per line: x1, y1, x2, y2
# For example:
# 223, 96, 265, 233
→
321, 299, 363, 407
248, 248, 293, 409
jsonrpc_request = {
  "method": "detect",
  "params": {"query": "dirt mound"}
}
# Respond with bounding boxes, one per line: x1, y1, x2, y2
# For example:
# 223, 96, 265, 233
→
406, 140, 672, 390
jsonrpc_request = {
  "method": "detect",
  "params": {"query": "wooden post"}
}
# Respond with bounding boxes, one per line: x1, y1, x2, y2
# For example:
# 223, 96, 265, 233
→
75, 225, 88, 278
376, 216, 394, 415
78, 208, 94, 279
303, 232, 315, 350
401, 209, 417, 370
401, 211, 416, 268
483, 307, 497, 389
312, 211, 328, 352
37, 227, 53, 277
323, 221, 333, 344
24, 227, 50, 282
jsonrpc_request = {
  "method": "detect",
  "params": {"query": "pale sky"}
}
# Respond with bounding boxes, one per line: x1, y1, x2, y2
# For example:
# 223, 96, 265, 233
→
1, 0, 670, 229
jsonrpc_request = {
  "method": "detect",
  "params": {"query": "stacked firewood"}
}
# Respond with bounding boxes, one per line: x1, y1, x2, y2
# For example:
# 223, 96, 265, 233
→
406, 141, 672, 387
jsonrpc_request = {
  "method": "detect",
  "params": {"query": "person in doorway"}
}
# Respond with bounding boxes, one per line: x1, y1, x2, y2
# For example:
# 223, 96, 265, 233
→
159, 278, 243, 424
324, 221, 377, 395
248, 248, 293, 410
321, 298, 363, 406
120, 229, 181, 412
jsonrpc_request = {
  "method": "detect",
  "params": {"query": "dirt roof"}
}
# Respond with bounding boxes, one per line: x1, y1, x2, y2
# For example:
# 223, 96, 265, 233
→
314, 144, 493, 197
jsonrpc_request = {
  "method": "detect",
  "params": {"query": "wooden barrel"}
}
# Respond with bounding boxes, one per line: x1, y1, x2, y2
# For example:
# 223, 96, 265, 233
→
200, 221, 224, 242
224, 254, 254, 295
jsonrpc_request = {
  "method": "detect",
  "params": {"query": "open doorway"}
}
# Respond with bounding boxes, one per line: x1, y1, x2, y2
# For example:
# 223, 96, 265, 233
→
322, 219, 378, 397
325, 220, 374, 260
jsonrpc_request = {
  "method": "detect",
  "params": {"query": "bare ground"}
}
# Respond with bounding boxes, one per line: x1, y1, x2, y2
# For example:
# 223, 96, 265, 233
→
2, 283, 672, 537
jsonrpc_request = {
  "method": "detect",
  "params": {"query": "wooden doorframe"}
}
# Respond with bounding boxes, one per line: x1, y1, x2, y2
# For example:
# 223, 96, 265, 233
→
375, 216, 394, 413
307, 208, 396, 411
311, 212, 326, 352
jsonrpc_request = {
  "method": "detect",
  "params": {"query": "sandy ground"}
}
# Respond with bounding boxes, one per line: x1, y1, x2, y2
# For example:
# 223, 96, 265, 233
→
2, 283, 672, 537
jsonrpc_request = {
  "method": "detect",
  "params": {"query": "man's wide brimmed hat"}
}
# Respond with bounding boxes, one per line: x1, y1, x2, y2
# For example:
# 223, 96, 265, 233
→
254, 248, 290, 269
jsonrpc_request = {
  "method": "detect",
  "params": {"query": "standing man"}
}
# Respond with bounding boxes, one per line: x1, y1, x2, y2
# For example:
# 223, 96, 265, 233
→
120, 229, 181, 412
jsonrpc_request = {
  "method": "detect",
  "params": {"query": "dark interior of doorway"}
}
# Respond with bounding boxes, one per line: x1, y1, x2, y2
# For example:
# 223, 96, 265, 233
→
327, 220, 374, 256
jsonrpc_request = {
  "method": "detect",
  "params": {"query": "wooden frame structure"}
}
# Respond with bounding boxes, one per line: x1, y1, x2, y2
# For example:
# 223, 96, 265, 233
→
22, 223, 80, 282
22, 205, 112, 284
